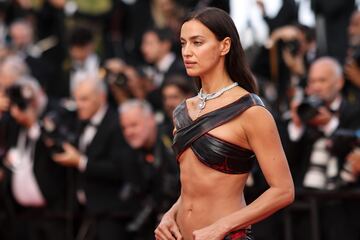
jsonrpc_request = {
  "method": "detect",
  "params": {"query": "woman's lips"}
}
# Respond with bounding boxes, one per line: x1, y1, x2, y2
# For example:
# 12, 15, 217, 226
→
184, 61, 196, 68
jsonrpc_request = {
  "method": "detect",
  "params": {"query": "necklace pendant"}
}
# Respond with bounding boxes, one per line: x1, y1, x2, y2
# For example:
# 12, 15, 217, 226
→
198, 100, 206, 110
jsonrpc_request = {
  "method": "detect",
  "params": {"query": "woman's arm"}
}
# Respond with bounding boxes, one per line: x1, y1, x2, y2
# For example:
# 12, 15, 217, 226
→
223, 106, 294, 230
155, 197, 182, 240
193, 106, 294, 240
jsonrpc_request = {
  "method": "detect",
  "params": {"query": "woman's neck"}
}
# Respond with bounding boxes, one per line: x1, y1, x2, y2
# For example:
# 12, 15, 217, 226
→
200, 73, 234, 94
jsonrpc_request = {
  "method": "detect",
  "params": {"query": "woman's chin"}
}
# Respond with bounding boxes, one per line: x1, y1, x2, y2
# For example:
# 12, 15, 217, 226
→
185, 69, 200, 77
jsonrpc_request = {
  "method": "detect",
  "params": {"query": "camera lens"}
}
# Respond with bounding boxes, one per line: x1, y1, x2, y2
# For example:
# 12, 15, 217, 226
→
296, 95, 324, 123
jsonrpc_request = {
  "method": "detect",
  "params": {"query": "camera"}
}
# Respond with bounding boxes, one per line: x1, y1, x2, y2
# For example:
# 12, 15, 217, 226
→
296, 95, 325, 123
40, 101, 77, 154
328, 129, 360, 189
104, 68, 128, 87
329, 128, 360, 157
5, 84, 34, 110
279, 39, 301, 56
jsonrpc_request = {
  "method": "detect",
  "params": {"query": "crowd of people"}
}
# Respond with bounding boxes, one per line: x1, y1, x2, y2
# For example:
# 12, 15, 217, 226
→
0, 0, 360, 240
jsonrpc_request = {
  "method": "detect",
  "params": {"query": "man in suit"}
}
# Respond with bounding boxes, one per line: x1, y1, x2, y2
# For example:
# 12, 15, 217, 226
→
53, 71, 136, 240
8, 20, 61, 98
119, 99, 180, 240
140, 27, 187, 112
286, 57, 360, 240
1, 79, 68, 240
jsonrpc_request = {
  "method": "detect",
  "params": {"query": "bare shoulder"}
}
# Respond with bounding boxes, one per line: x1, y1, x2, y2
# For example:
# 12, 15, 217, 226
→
240, 105, 277, 131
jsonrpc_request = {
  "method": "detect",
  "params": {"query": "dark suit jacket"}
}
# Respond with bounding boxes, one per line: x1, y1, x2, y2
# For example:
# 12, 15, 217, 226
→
147, 56, 187, 111
0, 112, 68, 211
78, 107, 137, 216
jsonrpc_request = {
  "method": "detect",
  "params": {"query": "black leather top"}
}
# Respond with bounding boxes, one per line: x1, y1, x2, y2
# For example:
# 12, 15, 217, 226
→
172, 93, 265, 174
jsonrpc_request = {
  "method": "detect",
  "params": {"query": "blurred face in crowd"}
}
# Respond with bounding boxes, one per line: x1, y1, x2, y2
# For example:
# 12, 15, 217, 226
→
141, 31, 169, 64
69, 44, 94, 63
73, 81, 104, 120
0, 63, 17, 89
348, 11, 360, 45
306, 59, 344, 104
162, 84, 187, 118
180, 20, 226, 77
0, 57, 27, 89
9, 22, 33, 50
120, 106, 155, 149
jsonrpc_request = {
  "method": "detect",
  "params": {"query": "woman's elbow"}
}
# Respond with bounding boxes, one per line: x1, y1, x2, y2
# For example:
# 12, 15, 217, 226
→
282, 184, 295, 206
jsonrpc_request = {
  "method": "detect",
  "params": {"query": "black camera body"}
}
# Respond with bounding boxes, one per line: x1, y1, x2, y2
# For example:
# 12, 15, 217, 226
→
6, 84, 33, 110
330, 128, 360, 157
328, 128, 360, 189
296, 95, 325, 123
104, 68, 128, 87
40, 103, 77, 154
279, 39, 301, 56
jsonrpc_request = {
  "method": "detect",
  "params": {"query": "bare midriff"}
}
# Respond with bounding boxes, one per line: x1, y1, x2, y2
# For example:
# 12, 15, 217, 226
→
176, 149, 248, 240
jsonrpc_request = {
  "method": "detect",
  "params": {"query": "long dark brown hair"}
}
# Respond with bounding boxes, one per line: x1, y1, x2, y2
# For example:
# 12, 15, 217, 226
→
183, 7, 257, 93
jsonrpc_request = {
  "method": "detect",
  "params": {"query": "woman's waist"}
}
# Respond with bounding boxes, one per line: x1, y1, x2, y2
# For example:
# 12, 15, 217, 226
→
177, 194, 246, 222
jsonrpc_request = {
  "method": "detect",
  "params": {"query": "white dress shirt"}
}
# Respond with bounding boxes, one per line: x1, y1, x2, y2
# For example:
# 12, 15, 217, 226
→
10, 123, 46, 207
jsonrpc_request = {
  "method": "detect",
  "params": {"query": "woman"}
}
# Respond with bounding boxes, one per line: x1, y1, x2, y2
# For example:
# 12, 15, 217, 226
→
155, 7, 294, 240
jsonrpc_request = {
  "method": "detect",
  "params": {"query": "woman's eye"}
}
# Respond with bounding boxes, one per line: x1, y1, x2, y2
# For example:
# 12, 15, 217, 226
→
194, 41, 202, 46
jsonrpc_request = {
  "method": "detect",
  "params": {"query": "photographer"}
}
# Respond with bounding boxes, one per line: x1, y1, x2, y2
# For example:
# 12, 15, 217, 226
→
252, 24, 316, 116
0, 78, 68, 240
286, 57, 360, 240
52, 72, 136, 240
103, 58, 149, 106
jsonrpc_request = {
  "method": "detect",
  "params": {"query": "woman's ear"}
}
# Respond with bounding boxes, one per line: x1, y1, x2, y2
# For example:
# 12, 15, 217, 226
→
220, 37, 231, 56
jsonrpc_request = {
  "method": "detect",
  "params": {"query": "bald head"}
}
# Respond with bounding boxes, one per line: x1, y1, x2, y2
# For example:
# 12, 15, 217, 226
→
307, 57, 344, 103
310, 57, 343, 77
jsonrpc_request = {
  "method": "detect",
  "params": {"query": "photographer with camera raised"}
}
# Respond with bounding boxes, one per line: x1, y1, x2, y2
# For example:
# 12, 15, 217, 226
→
286, 57, 360, 240
52, 71, 137, 240
0, 78, 69, 240
103, 58, 150, 107
253, 24, 316, 117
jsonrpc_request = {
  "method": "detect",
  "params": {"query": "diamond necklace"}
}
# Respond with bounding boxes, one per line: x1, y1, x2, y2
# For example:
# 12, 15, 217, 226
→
197, 82, 239, 110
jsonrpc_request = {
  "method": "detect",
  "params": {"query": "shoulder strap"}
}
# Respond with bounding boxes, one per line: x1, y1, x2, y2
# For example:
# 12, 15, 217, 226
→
172, 94, 264, 158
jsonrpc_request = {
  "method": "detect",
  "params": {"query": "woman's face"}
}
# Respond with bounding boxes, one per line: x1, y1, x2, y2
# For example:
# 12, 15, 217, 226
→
180, 20, 224, 77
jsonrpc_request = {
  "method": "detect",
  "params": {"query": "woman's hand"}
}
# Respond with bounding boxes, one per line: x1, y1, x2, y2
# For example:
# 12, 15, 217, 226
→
154, 212, 182, 240
192, 221, 228, 240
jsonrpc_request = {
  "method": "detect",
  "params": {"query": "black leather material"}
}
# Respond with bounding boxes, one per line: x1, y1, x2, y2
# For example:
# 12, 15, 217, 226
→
172, 93, 265, 174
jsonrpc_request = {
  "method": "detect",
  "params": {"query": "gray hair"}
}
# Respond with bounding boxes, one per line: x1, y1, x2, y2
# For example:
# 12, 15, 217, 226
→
119, 99, 153, 116
1, 55, 29, 77
314, 57, 343, 78
71, 71, 107, 96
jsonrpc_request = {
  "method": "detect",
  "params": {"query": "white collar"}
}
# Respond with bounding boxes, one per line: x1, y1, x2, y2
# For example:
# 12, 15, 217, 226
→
329, 95, 342, 112
90, 104, 108, 126
156, 52, 175, 73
